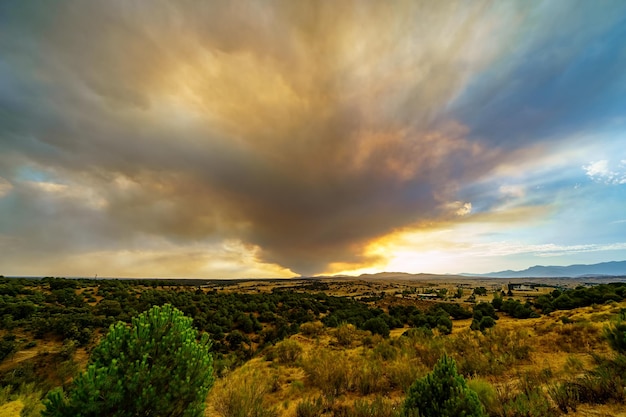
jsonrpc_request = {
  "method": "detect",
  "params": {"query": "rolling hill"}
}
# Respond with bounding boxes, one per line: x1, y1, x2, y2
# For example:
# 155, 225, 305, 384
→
467, 260, 626, 278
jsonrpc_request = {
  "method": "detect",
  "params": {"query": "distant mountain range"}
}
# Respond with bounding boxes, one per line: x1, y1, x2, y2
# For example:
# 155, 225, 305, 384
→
466, 260, 626, 278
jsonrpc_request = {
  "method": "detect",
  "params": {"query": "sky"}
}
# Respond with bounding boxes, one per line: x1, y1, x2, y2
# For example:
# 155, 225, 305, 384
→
1, 0, 625, 279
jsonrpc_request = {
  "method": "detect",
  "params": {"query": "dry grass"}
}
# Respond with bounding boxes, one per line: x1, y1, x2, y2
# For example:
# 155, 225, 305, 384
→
207, 361, 280, 417
202, 295, 626, 417
4, 277, 626, 416
0, 400, 23, 417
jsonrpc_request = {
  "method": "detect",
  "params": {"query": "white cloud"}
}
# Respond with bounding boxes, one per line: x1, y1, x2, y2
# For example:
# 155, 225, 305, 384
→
23, 180, 107, 209
584, 160, 609, 177
440, 201, 473, 217
499, 184, 525, 198
470, 241, 626, 258
583, 160, 626, 185
456, 202, 472, 216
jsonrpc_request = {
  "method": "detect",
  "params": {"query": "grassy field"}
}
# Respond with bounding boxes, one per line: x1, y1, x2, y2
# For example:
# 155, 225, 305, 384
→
0, 276, 625, 416
206, 302, 625, 416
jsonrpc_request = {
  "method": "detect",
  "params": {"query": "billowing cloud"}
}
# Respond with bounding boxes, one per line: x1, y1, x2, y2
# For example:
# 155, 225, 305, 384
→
1, 1, 625, 277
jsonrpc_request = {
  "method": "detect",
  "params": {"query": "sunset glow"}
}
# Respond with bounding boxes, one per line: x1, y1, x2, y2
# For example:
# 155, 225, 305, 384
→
1, 1, 625, 278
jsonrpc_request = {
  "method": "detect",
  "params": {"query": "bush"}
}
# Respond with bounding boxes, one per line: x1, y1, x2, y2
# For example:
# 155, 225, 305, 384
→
567, 366, 625, 405
0, 383, 44, 417
372, 340, 397, 361
211, 367, 277, 417
501, 299, 539, 319
353, 359, 388, 395
363, 317, 390, 337
474, 287, 487, 296
491, 296, 503, 311
555, 322, 600, 352
303, 349, 353, 397
402, 355, 486, 417
471, 302, 498, 332
272, 339, 303, 365
473, 302, 498, 321
548, 382, 579, 413
296, 397, 325, 417
470, 316, 496, 332
499, 389, 559, 417
43, 304, 214, 417
386, 358, 425, 392
604, 310, 626, 354
349, 397, 402, 417
0, 335, 17, 363
467, 378, 497, 415
335, 323, 357, 347
299, 321, 324, 337
436, 303, 472, 320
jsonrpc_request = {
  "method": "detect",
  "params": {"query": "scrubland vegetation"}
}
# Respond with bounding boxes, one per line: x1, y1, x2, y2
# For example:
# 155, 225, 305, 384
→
1, 276, 626, 416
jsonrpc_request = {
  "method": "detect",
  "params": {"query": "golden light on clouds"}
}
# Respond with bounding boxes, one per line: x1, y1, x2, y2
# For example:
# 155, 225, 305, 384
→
0, 177, 13, 198
323, 203, 556, 276
2, 1, 626, 277
6, 240, 295, 279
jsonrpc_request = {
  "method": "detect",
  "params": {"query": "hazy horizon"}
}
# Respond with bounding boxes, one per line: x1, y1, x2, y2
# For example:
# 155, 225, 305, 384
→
1, 1, 625, 278
4, 259, 626, 282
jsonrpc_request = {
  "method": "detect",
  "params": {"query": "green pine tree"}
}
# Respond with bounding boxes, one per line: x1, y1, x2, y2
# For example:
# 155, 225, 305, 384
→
403, 355, 486, 417
43, 304, 214, 417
